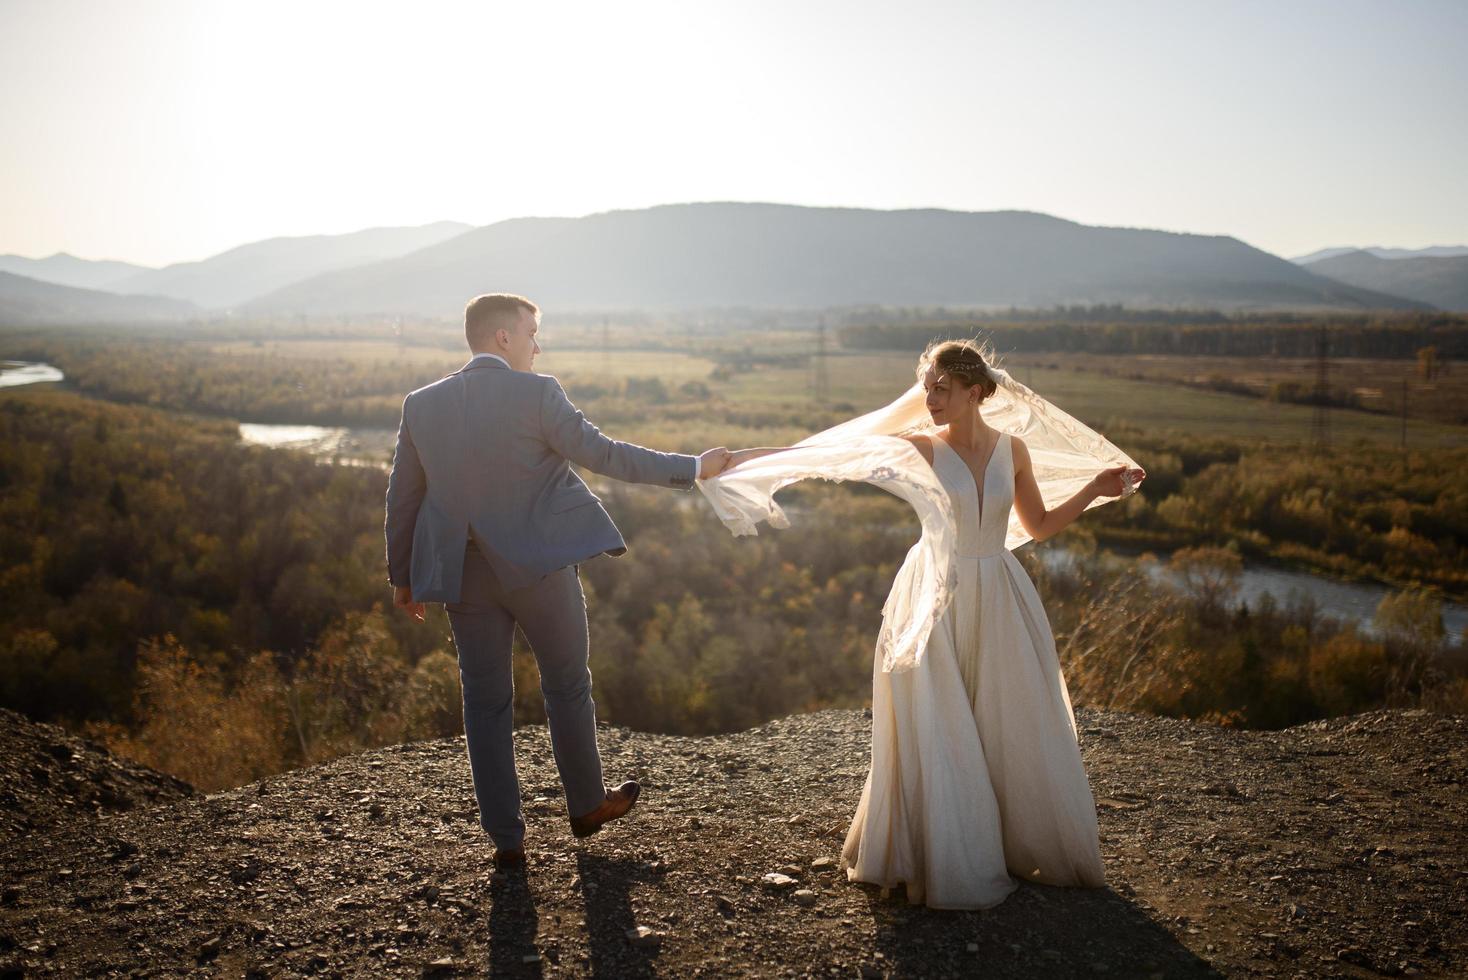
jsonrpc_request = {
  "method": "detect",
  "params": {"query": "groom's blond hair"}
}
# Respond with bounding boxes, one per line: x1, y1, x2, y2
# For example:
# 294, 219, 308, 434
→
465, 293, 539, 351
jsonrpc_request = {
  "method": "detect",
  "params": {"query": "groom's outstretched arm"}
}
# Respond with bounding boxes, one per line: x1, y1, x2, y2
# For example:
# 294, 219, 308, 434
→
539, 377, 704, 489
385, 401, 427, 586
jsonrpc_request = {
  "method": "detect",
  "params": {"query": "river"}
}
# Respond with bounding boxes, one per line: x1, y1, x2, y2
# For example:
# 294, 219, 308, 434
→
237, 422, 396, 468
1037, 546, 1466, 641
0, 360, 64, 388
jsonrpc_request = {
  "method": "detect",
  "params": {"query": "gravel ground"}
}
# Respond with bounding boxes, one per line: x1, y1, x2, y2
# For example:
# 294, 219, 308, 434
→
1, 706, 1464, 978
0, 708, 196, 845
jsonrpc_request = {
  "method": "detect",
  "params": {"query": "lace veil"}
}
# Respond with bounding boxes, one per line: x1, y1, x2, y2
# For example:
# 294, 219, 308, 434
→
696, 363, 1140, 672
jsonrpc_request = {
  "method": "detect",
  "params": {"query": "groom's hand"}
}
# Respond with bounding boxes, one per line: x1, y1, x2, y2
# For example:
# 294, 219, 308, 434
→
393, 585, 426, 622
698, 447, 732, 480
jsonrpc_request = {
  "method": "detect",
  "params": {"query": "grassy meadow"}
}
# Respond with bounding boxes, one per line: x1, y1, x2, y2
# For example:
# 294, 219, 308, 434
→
188, 337, 1468, 453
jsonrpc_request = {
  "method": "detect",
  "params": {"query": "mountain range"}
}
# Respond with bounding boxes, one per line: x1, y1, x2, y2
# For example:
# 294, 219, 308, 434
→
1292, 245, 1468, 264
245, 204, 1424, 314
0, 271, 193, 324
0, 253, 150, 291
1296, 249, 1468, 312
0, 205, 1454, 322
103, 221, 472, 309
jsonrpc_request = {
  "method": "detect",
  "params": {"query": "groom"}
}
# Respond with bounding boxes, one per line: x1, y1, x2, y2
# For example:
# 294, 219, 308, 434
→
385, 293, 731, 867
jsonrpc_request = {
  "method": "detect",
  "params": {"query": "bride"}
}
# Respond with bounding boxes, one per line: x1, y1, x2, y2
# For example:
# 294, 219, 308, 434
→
698, 340, 1145, 909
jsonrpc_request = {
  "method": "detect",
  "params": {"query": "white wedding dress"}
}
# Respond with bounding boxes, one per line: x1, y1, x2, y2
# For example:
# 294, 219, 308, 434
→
697, 370, 1133, 910
840, 432, 1105, 908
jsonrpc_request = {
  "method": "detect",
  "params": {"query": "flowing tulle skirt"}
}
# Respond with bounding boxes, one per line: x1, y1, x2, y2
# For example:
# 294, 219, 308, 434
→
841, 550, 1105, 909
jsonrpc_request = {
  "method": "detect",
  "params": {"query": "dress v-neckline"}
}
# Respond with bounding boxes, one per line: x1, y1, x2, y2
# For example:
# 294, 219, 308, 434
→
935, 432, 1004, 524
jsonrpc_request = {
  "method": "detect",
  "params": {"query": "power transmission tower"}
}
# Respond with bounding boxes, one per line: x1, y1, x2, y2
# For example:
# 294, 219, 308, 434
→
812, 316, 830, 405
1400, 376, 1409, 450
1310, 326, 1330, 452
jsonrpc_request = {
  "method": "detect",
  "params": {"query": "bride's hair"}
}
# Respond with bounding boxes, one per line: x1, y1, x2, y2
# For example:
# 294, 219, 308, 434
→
917, 338, 999, 402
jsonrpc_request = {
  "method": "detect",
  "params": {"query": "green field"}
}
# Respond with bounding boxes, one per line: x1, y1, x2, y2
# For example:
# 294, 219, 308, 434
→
210, 339, 719, 387
42, 332, 1468, 451
716, 352, 1468, 450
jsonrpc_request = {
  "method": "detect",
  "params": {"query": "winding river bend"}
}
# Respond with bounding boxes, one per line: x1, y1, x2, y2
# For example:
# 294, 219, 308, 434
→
0, 360, 64, 388
1038, 547, 1465, 641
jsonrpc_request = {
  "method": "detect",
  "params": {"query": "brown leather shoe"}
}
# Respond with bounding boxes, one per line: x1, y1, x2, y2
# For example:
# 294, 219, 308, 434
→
492, 847, 525, 870
569, 781, 641, 838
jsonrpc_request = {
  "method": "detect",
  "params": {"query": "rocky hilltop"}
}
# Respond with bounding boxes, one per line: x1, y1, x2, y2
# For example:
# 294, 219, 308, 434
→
1, 706, 1464, 978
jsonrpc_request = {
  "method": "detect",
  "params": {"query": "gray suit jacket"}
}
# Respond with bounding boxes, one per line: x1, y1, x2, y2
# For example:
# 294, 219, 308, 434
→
385, 357, 697, 601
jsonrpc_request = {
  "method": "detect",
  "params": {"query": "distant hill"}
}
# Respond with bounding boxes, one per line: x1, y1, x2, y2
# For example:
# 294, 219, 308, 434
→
1293, 245, 1468, 264
247, 203, 1426, 315
108, 221, 473, 310
0, 252, 152, 291
0, 270, 195, 323
1303, 250, 1468, 311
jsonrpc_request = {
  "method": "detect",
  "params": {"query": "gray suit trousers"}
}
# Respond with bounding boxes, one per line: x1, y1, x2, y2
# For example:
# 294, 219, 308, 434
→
445, 543, 605, 848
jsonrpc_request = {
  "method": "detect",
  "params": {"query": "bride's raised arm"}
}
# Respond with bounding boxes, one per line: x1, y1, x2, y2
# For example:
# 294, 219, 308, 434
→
1012, 437, 1144, 542
727, 433, 935, 472
723, 446, 794, 469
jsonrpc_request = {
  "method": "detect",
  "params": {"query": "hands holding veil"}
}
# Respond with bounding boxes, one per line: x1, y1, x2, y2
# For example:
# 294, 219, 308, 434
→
698, 447, 735, 480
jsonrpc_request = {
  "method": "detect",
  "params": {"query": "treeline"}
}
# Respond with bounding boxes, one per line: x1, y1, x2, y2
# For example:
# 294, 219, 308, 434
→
88, 482, 1468, 790
0, 391, 440, 724
1039, 544, 1464, 729
1079, 429, 1468, 596
840, 312, 1468, 359
2, 331, 455, 427
1, 391, 1463, 792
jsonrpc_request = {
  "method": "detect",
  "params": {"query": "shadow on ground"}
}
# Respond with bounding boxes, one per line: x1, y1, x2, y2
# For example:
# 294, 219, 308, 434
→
866, 881, 1221, 978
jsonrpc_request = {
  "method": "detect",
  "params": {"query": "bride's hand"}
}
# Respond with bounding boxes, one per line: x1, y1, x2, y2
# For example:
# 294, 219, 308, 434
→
1091, 465, 1144, 498
724, 447, 793, 471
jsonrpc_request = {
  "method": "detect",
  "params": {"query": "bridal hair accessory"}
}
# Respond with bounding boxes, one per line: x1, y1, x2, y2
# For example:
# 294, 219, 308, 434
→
935, 359, 990, 377
697, 366, 1141, 672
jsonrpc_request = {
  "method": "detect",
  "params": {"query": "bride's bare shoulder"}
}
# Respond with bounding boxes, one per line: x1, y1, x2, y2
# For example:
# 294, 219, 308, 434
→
1009, 434, 1031, 467
900, 433, 935, 465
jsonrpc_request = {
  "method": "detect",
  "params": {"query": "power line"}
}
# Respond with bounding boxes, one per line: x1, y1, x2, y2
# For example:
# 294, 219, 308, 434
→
812, 316, 830, 405
1310, 326, 1330, 452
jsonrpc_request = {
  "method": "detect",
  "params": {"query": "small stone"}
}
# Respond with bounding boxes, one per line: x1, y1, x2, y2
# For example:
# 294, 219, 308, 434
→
966, 943, 979, 953
761, 873, 797, 890
198, 935, 222, 959
625, 926, 662, 950
228, 860, 262, 885
793, 889, 816, 906
811, 856, 835, 871
520, 953, 541, 965
787, 814, 808, 826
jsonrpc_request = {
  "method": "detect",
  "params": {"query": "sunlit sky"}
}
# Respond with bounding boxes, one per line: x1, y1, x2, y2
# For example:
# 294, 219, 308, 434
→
2, 0, 1465, 267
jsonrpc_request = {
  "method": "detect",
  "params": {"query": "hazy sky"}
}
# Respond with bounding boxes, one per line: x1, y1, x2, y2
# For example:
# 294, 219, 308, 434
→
2, 0, 1464, 267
